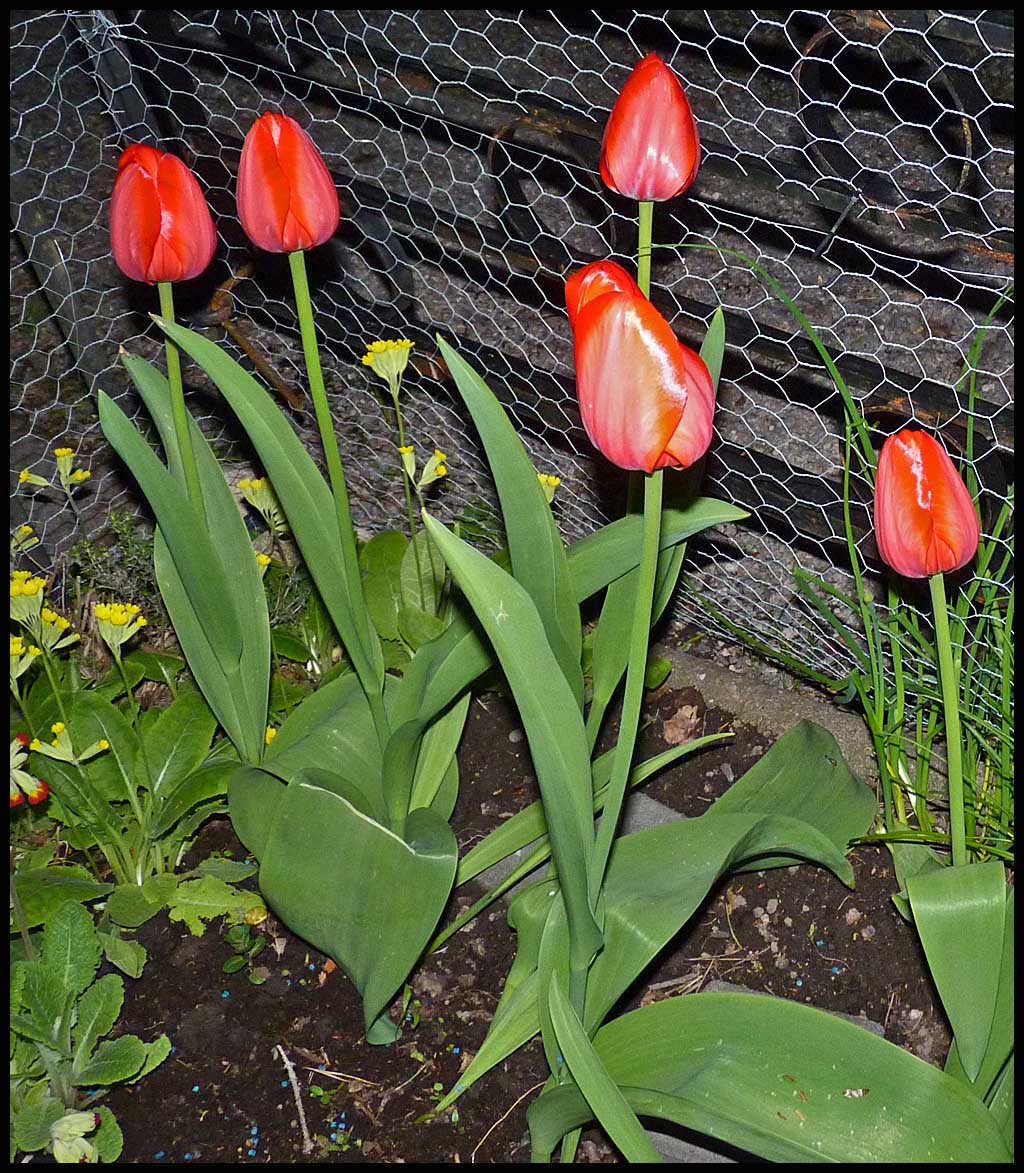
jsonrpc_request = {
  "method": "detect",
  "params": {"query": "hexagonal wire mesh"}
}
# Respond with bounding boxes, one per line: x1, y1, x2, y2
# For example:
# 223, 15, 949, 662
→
10, 10, 1013, 732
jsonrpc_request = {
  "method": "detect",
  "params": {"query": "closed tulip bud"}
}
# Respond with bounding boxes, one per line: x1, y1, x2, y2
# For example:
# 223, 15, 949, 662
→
600, 53, 700, 203
237, 112, 340, 253
874, 429, 980, 578
568, 266, 715, 472
110, 145, 217, 284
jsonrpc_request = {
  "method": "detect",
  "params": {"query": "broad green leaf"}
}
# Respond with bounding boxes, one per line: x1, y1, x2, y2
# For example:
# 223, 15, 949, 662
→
121, 649, 186, 691
272, 628, 312, 663
192, 857, 258, 883
94, 1106, 124, 1162
542, 974, 663, 1163
706, 720, 876, 869
148, 761, 234, 840
400, 527, 444, 614
10, 866, 112, 931
71, 1034, 146, 1087
986, 1054, 1013, 1150
139, 689, 217, 795
364, 570, 403, 640
360, 529, 408, 573
442, 809, 854, 1107
40, 899, 100, 1003
397, 603, 445, 649
104, 882, 167, 930
72, 973, 124, 1074
907, 859, 1007, 1082
90, 657, 146, 703
165, 876, 263, 937
423, 512, 601, 971
253, 771, 458, 1036
437, 335, 583, 708
97, 931, 147, 979
67, 691, 139, 808
12, 1099, 65, 1153
528, 991, 1011, 1163
151, 318, 383, 699
943, 885, 1013, 1098
128, 1033, 172, 1083
97, 390, 243, 665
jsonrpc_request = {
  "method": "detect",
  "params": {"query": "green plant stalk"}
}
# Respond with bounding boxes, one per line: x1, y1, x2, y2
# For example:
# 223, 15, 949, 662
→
390, 386, 430, 610
157, 282, 204, 517
288, 249, 389, 747
590, 469, 663, 898
636, 201, 653, 295
929, 573, 968, 868
39, 648, 70, 727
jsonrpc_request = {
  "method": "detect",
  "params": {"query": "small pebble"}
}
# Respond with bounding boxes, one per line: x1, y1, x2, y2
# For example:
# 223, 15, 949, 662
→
766, 898, 779, 914
509, 729, 523, 743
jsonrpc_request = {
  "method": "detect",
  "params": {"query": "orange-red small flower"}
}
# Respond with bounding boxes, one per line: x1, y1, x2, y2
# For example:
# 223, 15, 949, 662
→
567, 262, 714, 472
600, 53, 700, 202
237, 112, 340, 253
874, 429, 980, 578
110, 145, 217, 284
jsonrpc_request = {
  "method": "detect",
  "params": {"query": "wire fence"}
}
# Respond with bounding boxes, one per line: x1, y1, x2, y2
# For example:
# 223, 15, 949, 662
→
11, 10, 1014, 714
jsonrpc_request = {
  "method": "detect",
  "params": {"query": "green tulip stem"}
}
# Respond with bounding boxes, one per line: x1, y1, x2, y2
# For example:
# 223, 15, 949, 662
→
591, 467, 663, 897
928, 572, 968, 868
157, 282, 204, 517
390, 386, 429, 611
288, 249, 389, 746
637, 200, 654, 298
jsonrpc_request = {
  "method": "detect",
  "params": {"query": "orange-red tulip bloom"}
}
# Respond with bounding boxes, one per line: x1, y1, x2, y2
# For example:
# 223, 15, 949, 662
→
874, 429, 980, 578
600, 53, 700, 202
110, 145, 217, 284
237, 112, 340, 253
567, 263, 714, 472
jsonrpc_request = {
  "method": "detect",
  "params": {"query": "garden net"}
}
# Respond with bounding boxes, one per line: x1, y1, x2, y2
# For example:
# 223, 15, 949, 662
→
10, 9, 1014, 710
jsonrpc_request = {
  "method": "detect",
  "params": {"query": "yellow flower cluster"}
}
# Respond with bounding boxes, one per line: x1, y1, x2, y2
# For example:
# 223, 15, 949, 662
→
10, 571, 45, 598
53, 447, 74, 458
537, 472, 562, 504
237, 477, 268, 492
41, 607, 72, 632
361, 338, 415, 365
94, 601, 144, 627
265, 726, 277, 746
361, 338, 415, 391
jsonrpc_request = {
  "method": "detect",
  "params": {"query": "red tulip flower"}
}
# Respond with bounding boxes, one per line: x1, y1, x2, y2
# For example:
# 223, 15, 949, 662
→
874, 429, 980, 578
567, 262, 714, 472
237, 112, 340, 253
600, 53, 700, 202
110, 145, 217, 284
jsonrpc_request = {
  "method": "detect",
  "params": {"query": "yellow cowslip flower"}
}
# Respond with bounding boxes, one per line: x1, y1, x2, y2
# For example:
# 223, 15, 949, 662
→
16, 525, 32, 536
255, 552, 271, 568
51, 722, 65, 735
35, 604, 78, 653
19, 470, 30, 483
10, 635, 24, 657
265, 726, 277, 746
398, 444, 416, 481
417, 448, 449, 489
10, 574, 46, 625
93, 600, 146, 654
537, 473, 561, 504
361, 338, 415, 391
29, 738, 41, 751
10, 523, 39, 558
69, 469, 91, 483
97, 739, 109, 751
237, 475, 288, 538
53, 447, 74, 458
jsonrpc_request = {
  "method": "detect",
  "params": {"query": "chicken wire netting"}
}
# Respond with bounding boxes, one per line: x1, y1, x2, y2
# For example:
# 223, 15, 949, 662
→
11, 10, 1014, 716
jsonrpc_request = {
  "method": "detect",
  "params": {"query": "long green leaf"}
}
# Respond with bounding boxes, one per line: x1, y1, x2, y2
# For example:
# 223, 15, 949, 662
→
120, 351, 270, 762
97, 390, 243, 665
907, 859, 1007, 1083
151, 317, 384, 700
437, 334, 583, 708
541, 975, 663, 1163
423, 512, 602, 969
528, 991, 1011, 1163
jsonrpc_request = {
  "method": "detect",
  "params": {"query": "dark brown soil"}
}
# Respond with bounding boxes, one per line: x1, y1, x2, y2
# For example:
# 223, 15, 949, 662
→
96, 682, 950, 1163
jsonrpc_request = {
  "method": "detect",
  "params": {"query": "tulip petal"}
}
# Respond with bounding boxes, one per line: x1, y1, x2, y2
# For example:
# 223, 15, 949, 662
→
565, 261, 642, 333
573, 292, 691, 473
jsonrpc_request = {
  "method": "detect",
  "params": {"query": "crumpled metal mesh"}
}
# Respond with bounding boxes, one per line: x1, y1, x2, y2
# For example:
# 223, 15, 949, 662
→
11, 10, 1013, 716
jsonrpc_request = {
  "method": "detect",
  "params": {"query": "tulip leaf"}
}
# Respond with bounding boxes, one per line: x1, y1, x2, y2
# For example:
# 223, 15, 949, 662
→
436, 335, 584, 709
423, 512, 602, 969
439, 806, 855, 1110
527, 992, 1011, 1163
97, 390, 243, 667
907, 859, 1008, 1083
151, 316, 384, 701
249, 769, 458, 1036
120, 351, 270, 763
541, 974, 664, 1163
942, 883, 1013, 1100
